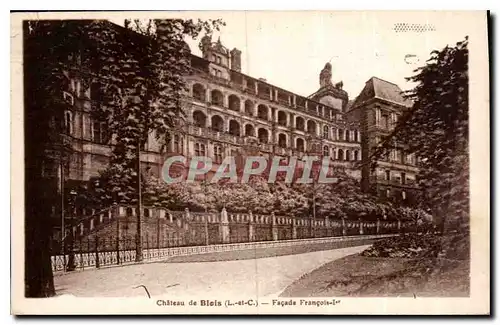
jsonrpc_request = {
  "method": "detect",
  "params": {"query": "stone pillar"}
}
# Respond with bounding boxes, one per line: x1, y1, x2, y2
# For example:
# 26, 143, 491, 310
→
271, 212, 278, 241
182, 208, 190, 233
254, 82, 258, 95
342, 218, 346, 236
359, 218, 364, 235
221, 207, 230, 244
292, 218, 297, 239
248, 211, 255, 242
397, 219, 402, 233
206, 88, 210, 103
376, 218, 380, 234
325, 216, 330, 237
240, 98, 245, 112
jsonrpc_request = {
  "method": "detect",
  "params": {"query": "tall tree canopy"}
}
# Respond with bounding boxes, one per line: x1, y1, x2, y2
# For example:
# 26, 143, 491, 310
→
23, 18, 224, 297
86, 19, 224, 204
372, 37, 469, 231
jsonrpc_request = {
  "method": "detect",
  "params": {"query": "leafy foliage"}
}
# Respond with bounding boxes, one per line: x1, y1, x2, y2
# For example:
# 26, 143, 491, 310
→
136, 168, 430, 222
361, 234, 442, 258
84, 19, 224, 203
371, 37, 469, 231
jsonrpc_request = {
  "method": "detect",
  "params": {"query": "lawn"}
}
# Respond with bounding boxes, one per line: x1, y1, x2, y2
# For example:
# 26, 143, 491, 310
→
280, 234, 470, 297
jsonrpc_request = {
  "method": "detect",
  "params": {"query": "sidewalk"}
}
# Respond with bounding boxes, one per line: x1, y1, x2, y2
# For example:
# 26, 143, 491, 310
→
54, 245, 370, 298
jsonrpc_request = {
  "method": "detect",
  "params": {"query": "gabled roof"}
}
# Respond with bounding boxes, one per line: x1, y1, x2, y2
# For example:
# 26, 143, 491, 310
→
351, 77, 412, 109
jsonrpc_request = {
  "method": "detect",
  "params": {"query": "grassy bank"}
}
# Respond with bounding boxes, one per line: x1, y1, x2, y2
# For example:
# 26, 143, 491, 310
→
280, 233, 470, 297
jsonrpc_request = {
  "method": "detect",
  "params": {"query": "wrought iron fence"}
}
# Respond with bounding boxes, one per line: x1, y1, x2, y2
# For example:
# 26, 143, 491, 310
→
51, 211, 438, 273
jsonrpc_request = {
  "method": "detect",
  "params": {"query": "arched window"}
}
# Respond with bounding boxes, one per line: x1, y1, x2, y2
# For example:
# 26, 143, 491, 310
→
307, 120, 317, 135
295, 116, 305, 130
257, 128, 269, 144
195, 143, 206, 156
228, 95, 240, 111
214, 145, 223, 164
354, 150, 359, 161
245, 100, 254, 116
64, 110, 73, 135
278, 133, 287, 148
192, 83, 205, 101
345, 150, 351, 161
323, 125, 329, 139
277, 111, 287, 126
193, 110, 207, 128
323, 145, 329, 156
345, 129, 350, 142
338, 129, 344, 141
228, 120, 240, 136
337, 149, 344, 161
171, 134, 184, 153
211, 89, 224, 106
354, 130, 359, 142
331, 127, 336, 140
257, 104, 269, 120
245, 124, 255, 137
92, 121, 109, 144
296, 138, 305, 152
211, 115, 224, 132
90, 82, 102, 101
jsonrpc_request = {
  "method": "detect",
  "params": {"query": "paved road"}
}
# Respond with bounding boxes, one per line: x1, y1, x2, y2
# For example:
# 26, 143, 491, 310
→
54, 245, 369, 299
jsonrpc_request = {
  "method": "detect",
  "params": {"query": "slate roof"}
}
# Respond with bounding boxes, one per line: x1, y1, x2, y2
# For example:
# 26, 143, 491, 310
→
351, 77, 412, 109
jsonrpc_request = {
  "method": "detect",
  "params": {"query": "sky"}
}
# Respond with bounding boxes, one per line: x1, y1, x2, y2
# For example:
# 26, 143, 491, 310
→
111, 11, 475, 99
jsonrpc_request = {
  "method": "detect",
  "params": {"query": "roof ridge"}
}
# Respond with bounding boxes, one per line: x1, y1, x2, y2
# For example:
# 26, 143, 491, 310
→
370, 76, 400, 87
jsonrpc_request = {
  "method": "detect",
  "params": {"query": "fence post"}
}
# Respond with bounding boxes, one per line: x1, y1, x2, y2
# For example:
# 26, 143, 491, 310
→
248, 211, 255, 242
184, 208, 191, 245
220, 207, 230, 244
292, 218, 298, 239
271, 212, 278, 241
359, 218, 364, 235
79, 237, 83, 270
157, 218, 160, 249
116, 218, 120, 265
205, 215, 210, 246
376, 218, 380, 234
398, 219, 402, 233
95, 235, 100, 269
342, 217, 346, 236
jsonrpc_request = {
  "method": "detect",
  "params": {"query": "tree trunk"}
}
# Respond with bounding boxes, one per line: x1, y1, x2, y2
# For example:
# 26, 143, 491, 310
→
24, 171, 56, 297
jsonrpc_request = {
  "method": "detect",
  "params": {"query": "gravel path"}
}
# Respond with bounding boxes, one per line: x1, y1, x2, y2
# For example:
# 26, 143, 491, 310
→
54, 245, 369, 299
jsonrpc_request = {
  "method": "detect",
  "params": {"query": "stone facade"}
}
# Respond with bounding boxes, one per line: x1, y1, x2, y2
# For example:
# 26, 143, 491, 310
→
58, 25, 417, 199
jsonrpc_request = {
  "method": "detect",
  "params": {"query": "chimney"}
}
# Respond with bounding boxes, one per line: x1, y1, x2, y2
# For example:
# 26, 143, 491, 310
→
230, 48, 242, 72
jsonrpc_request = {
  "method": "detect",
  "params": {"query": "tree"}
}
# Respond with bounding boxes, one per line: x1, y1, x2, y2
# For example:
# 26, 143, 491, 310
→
23, 18, 225, 295
23, 20, 98, 297
86, 19, 224, 203
372, 37, 469, 232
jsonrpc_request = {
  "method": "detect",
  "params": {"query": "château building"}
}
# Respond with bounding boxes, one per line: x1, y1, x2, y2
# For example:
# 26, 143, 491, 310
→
53, 21, 419, 204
